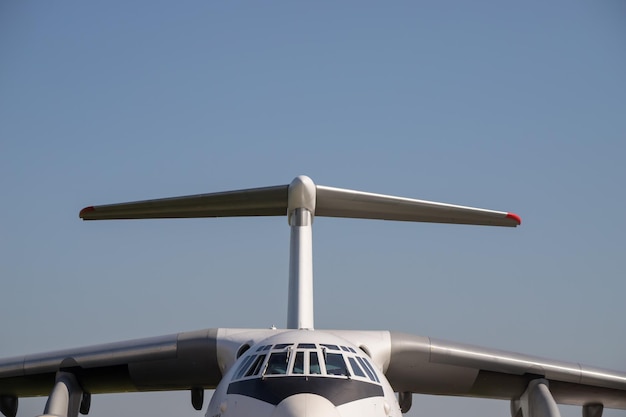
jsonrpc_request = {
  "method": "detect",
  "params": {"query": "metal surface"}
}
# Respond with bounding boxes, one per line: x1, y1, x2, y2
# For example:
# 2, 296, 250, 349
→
79, 185, 289, 220
206, 329, 403, 417
386, 332, 626, 409
286, 173, 317, 330
191, 387, 204, 411
5, 176, 626, 417
4, 327, 626, 415
0, 329, 221, 397
517, 379, 562, 417
79, 176, 520, 228
583, 404, 604, 417
398, 391, 412, 413
287, 208, 314, 330
0, 396, 17, 417
287, 176, 316, 224
315, 185, 520, 226
39, 372, 83, 417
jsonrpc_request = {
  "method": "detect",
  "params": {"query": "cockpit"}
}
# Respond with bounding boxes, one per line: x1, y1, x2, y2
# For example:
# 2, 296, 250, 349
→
231, 342, 381, 383
215, 336, 390, 415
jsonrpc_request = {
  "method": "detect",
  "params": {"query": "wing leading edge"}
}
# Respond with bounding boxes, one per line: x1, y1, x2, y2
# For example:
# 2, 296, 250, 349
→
0, 329, 222, 398
385, 332, 626, 409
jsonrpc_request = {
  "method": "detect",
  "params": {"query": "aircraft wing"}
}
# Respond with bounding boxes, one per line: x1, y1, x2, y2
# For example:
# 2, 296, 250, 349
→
0, 327, 292, 417
0, 329, 224, 399
385, 332, 626, 409
2, 328, 625, 416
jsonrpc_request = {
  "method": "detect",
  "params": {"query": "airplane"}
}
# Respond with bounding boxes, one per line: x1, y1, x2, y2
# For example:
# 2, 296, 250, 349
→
1, 175, 625, 417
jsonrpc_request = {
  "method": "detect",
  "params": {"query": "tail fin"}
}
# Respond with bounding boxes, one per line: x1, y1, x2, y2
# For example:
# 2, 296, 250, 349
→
79, 176, 520, 227
79, 175, 520, 330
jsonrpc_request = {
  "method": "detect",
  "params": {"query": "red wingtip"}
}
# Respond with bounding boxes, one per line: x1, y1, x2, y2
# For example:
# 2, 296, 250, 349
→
506, 212, 522, 226
79, 206, 95, 218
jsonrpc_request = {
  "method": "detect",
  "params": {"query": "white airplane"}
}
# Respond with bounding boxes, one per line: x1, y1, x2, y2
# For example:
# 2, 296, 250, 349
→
1, 176, 624, 417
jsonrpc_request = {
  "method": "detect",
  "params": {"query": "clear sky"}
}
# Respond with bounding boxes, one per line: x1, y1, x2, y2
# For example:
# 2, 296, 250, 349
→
1, 2, 625, 417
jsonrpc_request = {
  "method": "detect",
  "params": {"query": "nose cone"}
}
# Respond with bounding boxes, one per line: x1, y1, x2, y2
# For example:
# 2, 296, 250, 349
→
271, 393, 341, 417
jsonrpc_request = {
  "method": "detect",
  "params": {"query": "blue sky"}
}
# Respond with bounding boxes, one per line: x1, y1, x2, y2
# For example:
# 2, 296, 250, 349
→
1, 2, 625, 417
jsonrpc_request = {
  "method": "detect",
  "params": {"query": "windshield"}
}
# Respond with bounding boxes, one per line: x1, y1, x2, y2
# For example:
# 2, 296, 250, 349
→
232, 342, 379, 383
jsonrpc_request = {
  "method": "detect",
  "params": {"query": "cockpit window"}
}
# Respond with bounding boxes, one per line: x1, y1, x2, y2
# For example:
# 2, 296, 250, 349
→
320, 344, 339, 351
310, 351, 321, 374
245, 354, 266, 377
232, 342, 381, 384
325, 353, 349, 376
266, 352, 289, 375
234, 355, 256, 379
348, 357, 366, 378
292, 351, 304, 374
357, 356, 380, 383
255, 344, 272, 351
273, 343, 292, 350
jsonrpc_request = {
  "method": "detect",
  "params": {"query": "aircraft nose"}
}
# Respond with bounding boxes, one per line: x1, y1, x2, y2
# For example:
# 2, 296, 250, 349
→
270, 393, 341, 417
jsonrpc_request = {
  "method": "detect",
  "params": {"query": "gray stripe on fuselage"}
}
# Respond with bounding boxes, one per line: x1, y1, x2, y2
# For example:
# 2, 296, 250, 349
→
227, 376, 383, 406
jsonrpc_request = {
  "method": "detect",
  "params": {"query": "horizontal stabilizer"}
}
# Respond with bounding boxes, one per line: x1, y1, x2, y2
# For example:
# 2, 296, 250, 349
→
80, 176, 520, 227
79, 185, 288, 220
316, 185, 520, 227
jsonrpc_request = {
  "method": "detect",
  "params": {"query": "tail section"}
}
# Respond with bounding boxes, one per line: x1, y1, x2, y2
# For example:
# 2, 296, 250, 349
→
80, 175, 520, 227
80, 175, 520, 330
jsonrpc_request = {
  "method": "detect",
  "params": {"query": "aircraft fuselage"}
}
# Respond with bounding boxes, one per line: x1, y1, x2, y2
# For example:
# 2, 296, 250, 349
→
206, 330, 402, 417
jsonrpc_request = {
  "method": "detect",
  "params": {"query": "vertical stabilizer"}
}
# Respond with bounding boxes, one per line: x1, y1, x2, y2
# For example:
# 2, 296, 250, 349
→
286, 176, 316, 330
